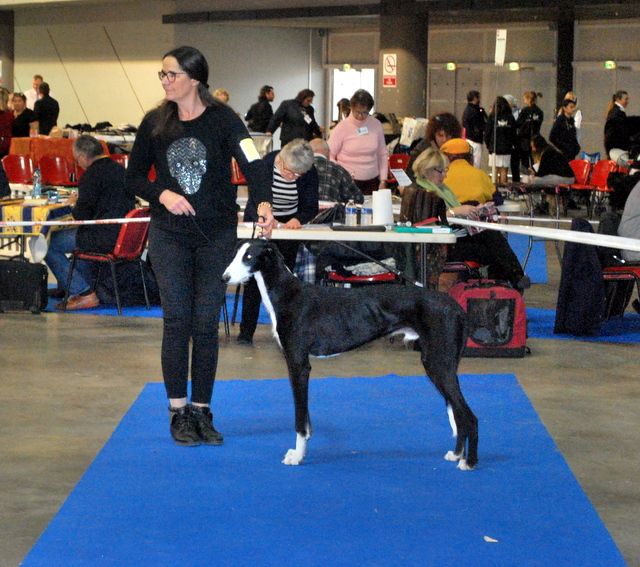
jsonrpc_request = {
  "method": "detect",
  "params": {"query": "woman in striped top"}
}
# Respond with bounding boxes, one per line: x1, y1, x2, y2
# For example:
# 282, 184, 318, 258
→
240, 139, 319, 344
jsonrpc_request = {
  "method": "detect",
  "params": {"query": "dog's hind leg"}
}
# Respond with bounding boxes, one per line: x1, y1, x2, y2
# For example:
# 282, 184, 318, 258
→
418, 339, 478, 470
282, 351, 312, 466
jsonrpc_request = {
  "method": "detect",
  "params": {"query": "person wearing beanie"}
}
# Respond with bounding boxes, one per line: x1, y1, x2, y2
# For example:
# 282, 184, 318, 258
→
440, 138, 495, 204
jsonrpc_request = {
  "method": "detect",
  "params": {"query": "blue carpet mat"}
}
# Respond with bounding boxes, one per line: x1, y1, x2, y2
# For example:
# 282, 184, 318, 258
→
508, 233, 548, 284
24, 374, 623, 567
527, 307, 640, 343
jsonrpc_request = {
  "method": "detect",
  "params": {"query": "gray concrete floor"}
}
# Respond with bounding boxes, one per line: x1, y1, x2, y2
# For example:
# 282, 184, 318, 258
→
1, 242, 639, 566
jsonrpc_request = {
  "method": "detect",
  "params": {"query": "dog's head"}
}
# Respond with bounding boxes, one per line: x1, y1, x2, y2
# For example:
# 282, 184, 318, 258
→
222, 239, 279, 284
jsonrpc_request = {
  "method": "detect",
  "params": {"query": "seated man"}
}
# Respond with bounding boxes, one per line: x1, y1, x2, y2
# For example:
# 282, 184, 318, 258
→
45, 135, 135, 309
309, 138, 364, 204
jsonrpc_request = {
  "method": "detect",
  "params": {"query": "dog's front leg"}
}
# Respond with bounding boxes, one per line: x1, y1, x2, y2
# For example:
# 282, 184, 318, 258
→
282, 352, 312, 466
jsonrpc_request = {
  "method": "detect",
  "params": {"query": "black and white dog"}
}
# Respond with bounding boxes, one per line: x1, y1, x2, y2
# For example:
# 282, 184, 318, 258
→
222, 240, 478, 470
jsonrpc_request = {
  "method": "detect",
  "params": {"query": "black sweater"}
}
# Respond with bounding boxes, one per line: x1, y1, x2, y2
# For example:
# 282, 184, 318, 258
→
549, 114, 580, 161
267, 99, 322, 146
74, 157, 135, 252
462, 103, 487, 144
485, 113, 516, 155
245, 99, 273, 133
126, 104, 272, 238
536, 146, 574, 179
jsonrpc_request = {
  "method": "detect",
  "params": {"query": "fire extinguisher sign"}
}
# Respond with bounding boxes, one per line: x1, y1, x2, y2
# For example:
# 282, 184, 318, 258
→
382, 53, 397, 88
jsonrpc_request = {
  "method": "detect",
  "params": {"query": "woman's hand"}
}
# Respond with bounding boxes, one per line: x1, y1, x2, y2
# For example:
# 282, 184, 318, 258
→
257, 207, 276, 238
281, 218, 302, 230
159, 190, 196, 216
450, 204, 477, 218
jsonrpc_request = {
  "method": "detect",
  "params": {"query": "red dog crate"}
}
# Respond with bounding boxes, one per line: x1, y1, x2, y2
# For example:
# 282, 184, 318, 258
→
449, 280, 527, 358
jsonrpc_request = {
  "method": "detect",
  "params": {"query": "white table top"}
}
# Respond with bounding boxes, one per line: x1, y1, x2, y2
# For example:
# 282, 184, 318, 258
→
237, 223, 456, 244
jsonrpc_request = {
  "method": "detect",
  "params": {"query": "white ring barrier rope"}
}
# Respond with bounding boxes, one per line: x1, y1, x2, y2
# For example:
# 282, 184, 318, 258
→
449, 217, 640, 253
1, 215, 639, 253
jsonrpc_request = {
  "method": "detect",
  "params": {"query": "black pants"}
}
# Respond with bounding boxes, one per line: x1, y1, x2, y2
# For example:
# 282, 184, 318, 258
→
149, 221, 236, 404
448, 231, 525, 288
239, 239, 300, 340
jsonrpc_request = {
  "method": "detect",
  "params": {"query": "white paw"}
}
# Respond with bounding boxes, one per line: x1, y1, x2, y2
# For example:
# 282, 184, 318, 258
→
457, 459, 474, 471
444, 450, 463, 462
282, 449, 304, 466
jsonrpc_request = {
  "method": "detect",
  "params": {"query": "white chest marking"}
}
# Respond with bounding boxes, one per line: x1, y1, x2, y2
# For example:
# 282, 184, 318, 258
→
254, 272, 281, 349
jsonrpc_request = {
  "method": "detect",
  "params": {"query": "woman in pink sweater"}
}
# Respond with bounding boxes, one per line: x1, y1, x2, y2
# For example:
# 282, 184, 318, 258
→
328, 89, 388, 195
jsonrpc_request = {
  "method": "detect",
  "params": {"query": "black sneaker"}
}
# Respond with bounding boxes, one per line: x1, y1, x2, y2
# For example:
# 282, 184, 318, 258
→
190, 405, 224, 445
169, 406, 201, 446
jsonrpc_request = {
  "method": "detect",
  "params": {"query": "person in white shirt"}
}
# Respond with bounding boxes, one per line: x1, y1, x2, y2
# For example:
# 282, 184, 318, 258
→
24, 75, 44, 110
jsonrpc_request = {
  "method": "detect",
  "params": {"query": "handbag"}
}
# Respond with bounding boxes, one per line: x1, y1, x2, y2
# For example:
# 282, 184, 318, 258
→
311, 202, 345, 224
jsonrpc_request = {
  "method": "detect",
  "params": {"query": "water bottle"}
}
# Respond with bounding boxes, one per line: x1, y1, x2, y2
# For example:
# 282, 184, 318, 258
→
345, 200, 358, 226
32, 168, 42, 199
360, 199, 373, 225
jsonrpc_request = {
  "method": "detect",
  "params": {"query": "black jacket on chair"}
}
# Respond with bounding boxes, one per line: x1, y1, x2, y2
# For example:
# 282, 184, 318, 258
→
554, 218, 605, 336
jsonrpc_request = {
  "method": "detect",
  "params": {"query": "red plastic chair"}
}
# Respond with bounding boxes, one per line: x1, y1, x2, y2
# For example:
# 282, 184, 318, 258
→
589, 160, 619, 217
110, 154, 129, 169
602, 264, 640, 319
2, 154, 34, 184
39, 155, 75, 186
62, 207, 151, 315
231, 158, 247, 185
386, 153, 411, 185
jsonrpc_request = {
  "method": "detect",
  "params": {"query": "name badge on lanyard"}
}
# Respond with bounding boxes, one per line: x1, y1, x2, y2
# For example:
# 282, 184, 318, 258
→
303, 113, 313, 125
357, 126, 369, 136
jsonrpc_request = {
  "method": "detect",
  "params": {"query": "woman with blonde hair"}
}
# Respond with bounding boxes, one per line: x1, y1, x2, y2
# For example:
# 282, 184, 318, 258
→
516, 91, 544, 170
412, 147, 528, 290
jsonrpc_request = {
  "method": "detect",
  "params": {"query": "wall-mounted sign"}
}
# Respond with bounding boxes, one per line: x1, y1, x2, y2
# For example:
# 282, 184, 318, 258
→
495, 29, 507, 67
382, 53, 397, 88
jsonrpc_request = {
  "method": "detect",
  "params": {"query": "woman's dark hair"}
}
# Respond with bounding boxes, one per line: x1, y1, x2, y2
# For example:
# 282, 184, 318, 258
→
295, 89, 315, 104
491, 96, 512, 118
425, 112, 462, 144
606, 90, 629, 115
350, 89, 374, 111
12, 92, 27, 103
259, 85, 273, 100
152, 45, 218, 138
530, 134, 549, 158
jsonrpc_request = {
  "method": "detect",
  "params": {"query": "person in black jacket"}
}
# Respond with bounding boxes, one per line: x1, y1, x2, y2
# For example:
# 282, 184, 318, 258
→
516, 91, 544, 170
550, 99, 580, 161
45, 135, 135, 309
126, 46, 274, 447
603, 90, 640, 162
245, 85, 274, 133
33, 82, 59, 135
485, 96, 516, 185
462, 90, 487, 168
238, 139, 319, 344
267, 89, 322, 146
528, 135, 575, 215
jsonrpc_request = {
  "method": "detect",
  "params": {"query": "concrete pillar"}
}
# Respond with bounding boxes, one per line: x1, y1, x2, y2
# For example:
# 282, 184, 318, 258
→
0, 11, 14, 93
556, 12, 575, 109
378, 0, 428, 118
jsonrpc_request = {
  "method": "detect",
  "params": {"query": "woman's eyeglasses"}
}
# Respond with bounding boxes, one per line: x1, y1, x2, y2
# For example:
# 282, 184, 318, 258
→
158, 70, 187, 82
434, 167, 448, 174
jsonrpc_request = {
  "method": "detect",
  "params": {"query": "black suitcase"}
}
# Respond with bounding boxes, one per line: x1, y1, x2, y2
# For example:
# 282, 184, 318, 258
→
0, 260, 49, 314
